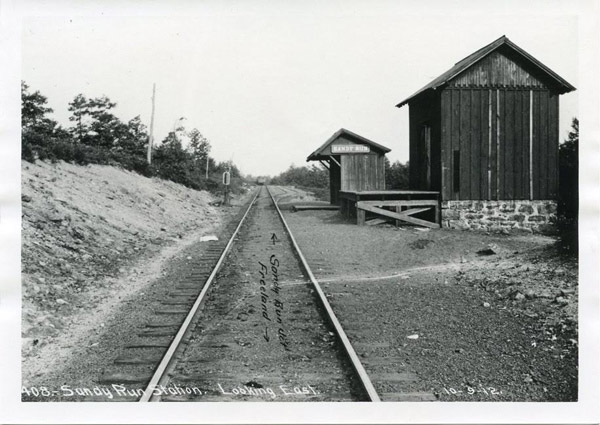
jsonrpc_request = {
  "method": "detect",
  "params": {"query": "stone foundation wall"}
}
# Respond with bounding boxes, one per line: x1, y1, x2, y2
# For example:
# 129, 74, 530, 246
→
441, 200, 557, 233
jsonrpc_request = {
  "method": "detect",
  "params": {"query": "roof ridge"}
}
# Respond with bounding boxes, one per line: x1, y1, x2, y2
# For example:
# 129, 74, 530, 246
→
396, 35, 575, 108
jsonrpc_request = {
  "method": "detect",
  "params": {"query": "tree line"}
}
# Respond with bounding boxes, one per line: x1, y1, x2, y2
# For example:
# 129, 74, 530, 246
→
557, 117, 578, 253
269, 159, 410, 201
21, 82, 240, 193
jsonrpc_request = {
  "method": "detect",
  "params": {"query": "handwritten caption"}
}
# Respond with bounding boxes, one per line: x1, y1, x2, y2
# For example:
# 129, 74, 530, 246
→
258, 253, 290, 351
442, 385, 503, 396
22, 383, 319, 400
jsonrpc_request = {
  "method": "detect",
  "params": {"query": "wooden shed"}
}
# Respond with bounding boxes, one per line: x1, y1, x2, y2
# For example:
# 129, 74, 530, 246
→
396, 35, 575, 204
307, 128, 391, 205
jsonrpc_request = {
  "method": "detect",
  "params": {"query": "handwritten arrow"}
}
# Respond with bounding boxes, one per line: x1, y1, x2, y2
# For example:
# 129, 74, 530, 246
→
263, 326, 270, 342
271, 233, 278, 245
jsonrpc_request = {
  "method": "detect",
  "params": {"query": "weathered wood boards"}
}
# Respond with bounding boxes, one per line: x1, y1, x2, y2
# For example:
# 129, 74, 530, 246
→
357, 203, 439, 228
398, 36, 575, 202
339, 190, 441, 228
439, 87, 559, 201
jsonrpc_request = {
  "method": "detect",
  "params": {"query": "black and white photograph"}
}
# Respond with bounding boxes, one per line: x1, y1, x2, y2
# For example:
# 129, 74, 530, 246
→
0, 0, 598, 423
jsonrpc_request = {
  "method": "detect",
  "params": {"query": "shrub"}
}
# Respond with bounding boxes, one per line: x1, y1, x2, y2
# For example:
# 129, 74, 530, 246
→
557, 118, 578, 254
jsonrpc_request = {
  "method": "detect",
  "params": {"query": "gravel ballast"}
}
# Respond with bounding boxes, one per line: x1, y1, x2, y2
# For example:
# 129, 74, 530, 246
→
276, 187, 577, 402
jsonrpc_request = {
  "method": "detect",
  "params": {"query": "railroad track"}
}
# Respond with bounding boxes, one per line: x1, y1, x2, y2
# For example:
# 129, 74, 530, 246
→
97, 185, 436, 402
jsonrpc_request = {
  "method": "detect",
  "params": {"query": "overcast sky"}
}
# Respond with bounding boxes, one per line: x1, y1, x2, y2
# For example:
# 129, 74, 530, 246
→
21, 1, 579, 177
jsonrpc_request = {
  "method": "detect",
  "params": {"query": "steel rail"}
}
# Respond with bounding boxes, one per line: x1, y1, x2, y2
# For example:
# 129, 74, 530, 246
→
266, 185, 381, 402
139, 187, 261, 402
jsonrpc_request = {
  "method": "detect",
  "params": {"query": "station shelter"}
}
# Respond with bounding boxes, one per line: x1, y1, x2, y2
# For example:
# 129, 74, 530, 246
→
306, 128, 390, 206
307, 128, 441, 228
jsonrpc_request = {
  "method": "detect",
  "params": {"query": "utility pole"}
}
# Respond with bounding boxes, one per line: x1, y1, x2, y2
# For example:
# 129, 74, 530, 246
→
147, 83, 156, 165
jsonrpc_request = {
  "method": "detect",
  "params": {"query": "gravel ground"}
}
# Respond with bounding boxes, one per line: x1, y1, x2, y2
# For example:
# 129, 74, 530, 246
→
22, 191, 253, 402
22, 159, 222, 363
275, 187, 578, 402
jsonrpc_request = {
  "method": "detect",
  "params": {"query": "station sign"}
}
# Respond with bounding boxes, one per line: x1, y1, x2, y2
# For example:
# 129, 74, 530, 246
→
331, 144, 370, 154
222, 171, 230, 185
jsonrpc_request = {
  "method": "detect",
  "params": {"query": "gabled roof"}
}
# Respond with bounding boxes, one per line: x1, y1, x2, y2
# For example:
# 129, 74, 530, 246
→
396, 35, 576, 108
307, 128, 391, 161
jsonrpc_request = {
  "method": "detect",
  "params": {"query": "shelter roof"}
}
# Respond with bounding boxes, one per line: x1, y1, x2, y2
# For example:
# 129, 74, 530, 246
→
306, 128, 391, 161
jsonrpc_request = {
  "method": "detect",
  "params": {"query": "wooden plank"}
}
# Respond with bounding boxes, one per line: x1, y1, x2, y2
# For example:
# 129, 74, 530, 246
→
487, 89, 493, 199
481, 89, 490, 200
539, 90, 549, 199
459, 89, 471, 199
548, 95, 559, 199
504, 89, 514, 200
366, 217, 392, 226
525, 90, 532, 200
379, 155, 386, 190
339, 190, 439, 196
358, 206, 432, 217
357, 199, 439, 207
471, 89, 481, 200
532, 90, 540, 199
440, 91, 451, 200
521, 90, 529, 199
514, 89, 523, 199
357, 203, 438, 228
490, 90, 497, 199
409, 105, 418, 189
529, 90, 534, 200
357, 208, 366, 226
496, 89, 503, 200
451, 89, 461, 200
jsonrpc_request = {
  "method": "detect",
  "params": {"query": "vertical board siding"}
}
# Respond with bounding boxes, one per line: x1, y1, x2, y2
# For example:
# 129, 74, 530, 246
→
497, 89, 504, 200
341, 155, 348, 191
524, 91, 531, 199
432, 98, 442, 193
430, 49, 562, 202
450, 51, 545, 88
341, 154, 386, 192
451, 90, 461, 199
479, 90, 490, 199
504, 90, 514, 199
486, 89, 493, 200
439, 87, 553, 201
408, 104, 419, 189
548, 95, 559, 198
490, 89, 498, 198
459, 89, 471, 199
532, 90, 541, 199
471, 89, 482, 200
513, 90, 523, 199
539, 91, 549, 199
441, 91, 452, 200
